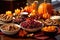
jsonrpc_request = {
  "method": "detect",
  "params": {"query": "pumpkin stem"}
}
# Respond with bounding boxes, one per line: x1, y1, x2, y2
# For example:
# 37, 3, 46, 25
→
44, 0, 47, 3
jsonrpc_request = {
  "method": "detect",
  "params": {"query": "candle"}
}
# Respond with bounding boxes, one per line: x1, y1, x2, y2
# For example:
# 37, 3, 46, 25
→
15, 9, 20, 15
6, 11, 12, 16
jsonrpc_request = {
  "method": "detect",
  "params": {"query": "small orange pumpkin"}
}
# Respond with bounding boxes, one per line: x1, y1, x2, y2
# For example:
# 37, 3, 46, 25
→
43, 13, 51, 19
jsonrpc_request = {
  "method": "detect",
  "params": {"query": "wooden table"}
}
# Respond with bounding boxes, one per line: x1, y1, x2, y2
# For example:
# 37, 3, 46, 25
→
0, 27, 60, 40
0, 35, 36, 40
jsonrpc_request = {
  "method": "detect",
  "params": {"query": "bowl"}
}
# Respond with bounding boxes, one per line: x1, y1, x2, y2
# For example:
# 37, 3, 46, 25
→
44, 19, 59, 26
20, 20, 44, 32
43, 29, 58, 37
50, 16, 60, 19
21, 26, 43, 32
41, 26, 58, 37
0, 23, 21, 35
20, 12, 28, 18
20, 12, 28, 15
0, 14, 13, 22
50, 16, 60, 25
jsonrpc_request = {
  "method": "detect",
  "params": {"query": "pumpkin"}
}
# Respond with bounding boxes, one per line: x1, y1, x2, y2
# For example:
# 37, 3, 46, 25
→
43, 13, 51, 19
38, 2, 54, 15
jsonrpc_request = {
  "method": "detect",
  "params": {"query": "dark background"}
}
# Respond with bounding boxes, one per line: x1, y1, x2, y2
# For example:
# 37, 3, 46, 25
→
0, 0, 27, 13
0, 0, 60, 13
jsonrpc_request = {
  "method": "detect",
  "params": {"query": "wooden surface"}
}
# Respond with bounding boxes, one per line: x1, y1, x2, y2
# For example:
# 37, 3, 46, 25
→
0, 35, 36, 40
0, 27, 60, 40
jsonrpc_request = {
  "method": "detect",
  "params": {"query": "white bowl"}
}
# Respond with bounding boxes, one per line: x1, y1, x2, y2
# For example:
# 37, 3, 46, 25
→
20, 12, 28, 15
0, 23, 21, 35
20, 20, 44, 32
50, 16, 60, 25
50, 16, 60, 19
22, 26, 43, 32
